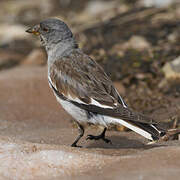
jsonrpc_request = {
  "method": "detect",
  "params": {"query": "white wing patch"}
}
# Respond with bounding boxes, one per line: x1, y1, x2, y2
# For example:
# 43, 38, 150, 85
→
67, 96, 115, 109
90, 99, 115, 109
115, 89, 127, 108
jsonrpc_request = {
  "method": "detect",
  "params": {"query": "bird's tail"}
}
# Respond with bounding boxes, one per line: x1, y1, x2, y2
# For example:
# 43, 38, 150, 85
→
126, 120, 166, 141
104, 116, 166, 141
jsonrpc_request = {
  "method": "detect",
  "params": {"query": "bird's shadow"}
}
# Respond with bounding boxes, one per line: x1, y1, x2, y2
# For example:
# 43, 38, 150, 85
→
85, 135, 165, 150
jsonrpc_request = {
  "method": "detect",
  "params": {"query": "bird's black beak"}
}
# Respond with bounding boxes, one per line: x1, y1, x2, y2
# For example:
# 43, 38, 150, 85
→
26, 25, 40, 36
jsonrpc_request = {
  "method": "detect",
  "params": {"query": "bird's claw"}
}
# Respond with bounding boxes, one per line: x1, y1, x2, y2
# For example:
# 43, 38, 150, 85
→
71, 143, 82, 148
86, 134, 112, 144
86, 135, 95, 140
103, 138, 112, 144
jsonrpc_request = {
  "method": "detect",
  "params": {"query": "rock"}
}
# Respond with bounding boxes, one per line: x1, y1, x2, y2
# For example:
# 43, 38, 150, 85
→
141, 0, 174, 8
84, 0, 117, 16
124, 35, 151, 51
168, 31, 178, 43
0, 137, 116, 180
151, 12, 175, 23
73, 0, 128, 27
22, 49, 47, 66
162, 56, 180, 79
77, 145, 180, 180
0, 24, 29, 44
110, 36, 151, 57
0, 0, 54, 25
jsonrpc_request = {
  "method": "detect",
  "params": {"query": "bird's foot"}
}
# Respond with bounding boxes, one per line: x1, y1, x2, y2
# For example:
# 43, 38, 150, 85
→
86, 134, 112, 144
71, 143, 82, 148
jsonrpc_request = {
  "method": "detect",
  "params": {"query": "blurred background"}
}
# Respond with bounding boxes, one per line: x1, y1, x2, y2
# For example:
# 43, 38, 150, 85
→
0, 0, 180, 128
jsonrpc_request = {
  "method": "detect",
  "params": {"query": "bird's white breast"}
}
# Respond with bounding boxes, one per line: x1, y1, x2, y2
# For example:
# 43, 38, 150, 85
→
54, 94, 107, 127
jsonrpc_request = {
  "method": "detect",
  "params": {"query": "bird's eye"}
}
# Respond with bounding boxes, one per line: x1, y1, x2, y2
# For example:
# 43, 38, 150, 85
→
43, 27, 49, 32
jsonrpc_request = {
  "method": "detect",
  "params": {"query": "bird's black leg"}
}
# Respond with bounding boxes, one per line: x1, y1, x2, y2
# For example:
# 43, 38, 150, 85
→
86, 128, 112, 144
71, 122, 84, 147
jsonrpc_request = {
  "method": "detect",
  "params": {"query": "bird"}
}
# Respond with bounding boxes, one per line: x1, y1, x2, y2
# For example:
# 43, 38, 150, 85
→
26, 18, 166, 147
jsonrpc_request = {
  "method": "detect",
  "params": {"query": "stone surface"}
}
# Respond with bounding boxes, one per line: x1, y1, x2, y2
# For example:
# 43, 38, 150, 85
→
141, 0, 175, 8
124, 35, 151, 51
0, 66, 180, 180
162, 56, 180, 79
0, 137, 117, 180
0, 0, 54, 24
0, 24, 29, 44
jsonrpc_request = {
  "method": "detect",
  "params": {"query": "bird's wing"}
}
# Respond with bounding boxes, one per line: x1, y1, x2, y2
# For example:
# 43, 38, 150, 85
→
49, 49, 155, 124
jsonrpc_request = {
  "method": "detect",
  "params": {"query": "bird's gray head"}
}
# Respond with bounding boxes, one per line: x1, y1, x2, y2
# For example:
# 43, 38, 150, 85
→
26, 18, 75, 49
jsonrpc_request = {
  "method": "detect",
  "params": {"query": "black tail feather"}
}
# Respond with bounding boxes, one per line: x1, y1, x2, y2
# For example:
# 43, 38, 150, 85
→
129, 121, 165, 141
